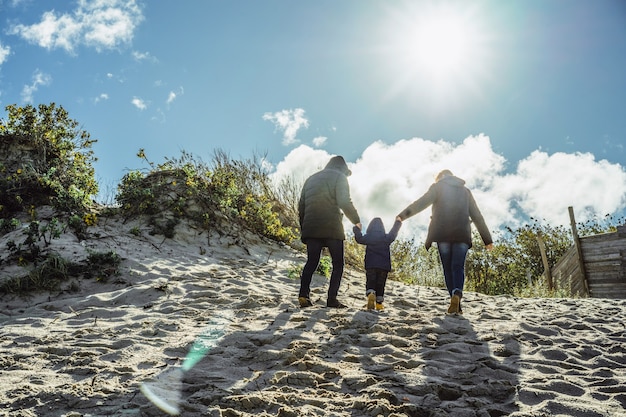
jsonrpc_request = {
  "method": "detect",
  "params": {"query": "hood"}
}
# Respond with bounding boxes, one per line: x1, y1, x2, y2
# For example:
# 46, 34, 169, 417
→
325, 156, 352, 176
366, 217, 386, 234
440, 175, 466, 187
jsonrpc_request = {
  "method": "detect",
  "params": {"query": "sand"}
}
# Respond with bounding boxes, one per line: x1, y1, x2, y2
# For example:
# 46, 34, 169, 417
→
1, 215, 625, 417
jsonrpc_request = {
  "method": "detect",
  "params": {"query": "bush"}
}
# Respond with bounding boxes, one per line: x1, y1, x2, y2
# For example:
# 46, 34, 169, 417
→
116, 149, 296, 243
0, 103, 98, 217
389, 238, 444, 287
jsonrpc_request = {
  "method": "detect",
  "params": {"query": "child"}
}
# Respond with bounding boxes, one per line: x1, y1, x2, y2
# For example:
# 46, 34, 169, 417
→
353, 216, 402, 310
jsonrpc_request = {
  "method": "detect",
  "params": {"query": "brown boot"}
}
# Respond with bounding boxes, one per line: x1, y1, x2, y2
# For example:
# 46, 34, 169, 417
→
447, 294, 461, 314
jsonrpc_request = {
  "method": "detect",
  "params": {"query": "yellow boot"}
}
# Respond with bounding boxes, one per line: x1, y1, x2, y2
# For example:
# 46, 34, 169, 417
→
447, 294, 461, 314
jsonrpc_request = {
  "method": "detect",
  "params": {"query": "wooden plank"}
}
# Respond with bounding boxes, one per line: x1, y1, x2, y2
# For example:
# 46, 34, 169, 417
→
581, 244, 626, 260
551, 246, 577, 272
586, 260, 622, 268
589, 285, 626, 292
583, 254, 622, 264
588, 278, 622, 286
590, 281, 624, 289
589, 273, 625, 280
537, 234, 553, 290
589, 292, 626, 300
589, 282, 626, 289
590, 293, 626, 300
586, 265, 622, 275
590, 284, 626, 290
582, 241, 626, 252
587, 272, 622, 282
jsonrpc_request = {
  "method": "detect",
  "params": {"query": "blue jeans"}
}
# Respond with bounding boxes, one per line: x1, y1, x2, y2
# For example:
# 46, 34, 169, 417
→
437, 242, 470, 298
299, 238, 344, 301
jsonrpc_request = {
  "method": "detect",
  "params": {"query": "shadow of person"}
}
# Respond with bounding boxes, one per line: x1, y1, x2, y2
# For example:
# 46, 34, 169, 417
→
139, 267, 520, 417
413, 312, 520, 416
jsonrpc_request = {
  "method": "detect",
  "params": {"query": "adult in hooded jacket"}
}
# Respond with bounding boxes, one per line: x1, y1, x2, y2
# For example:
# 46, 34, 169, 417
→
397, 169, 493, 314
298, 156, 361, 308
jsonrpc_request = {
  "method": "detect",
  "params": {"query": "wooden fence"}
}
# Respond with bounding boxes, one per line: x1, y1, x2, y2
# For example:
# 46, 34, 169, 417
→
549, 208, 626, 299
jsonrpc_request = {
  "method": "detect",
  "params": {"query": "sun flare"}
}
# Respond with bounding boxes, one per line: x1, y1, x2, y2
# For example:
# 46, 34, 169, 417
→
380, 2, 492, 103
409, 13, 476, 77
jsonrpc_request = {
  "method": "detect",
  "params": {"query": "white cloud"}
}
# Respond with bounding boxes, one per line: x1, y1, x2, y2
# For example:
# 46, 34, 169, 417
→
0, 42, 11, 66
496, 150, 626, 226
94, 93, 109, 103
312, 136, 327, 147
270, 135, 626, 241
8, 0, 143, 53
166, 87, 183, 105
132, 50, 156, 62
271, 145, 333, 186
262, 108, 309, 146
131, 96, 147, 110
21, 69, 51, 103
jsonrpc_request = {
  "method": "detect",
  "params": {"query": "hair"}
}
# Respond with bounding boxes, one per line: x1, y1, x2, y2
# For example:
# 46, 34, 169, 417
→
435, 169, 453, 182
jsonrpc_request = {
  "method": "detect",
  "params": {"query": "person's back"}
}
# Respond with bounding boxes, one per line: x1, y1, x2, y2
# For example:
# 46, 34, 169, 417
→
396, 169, 492, 315
354, 217, 400, 271
428, 175, 472, 244
299, 157, 360, 242
297, 156, 361, 308
354, 217, 401, 310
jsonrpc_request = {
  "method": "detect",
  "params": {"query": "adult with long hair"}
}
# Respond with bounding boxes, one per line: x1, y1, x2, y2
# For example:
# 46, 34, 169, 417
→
397, 169, 493, 314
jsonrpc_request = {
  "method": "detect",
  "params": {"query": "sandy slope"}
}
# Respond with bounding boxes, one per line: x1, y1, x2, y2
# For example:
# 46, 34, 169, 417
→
1, 216, 625, 417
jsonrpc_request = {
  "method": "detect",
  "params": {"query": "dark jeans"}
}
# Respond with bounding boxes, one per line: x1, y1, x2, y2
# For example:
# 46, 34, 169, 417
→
299, 238, 344, 301
366, 268, 388, 303
436, 241, 470, 298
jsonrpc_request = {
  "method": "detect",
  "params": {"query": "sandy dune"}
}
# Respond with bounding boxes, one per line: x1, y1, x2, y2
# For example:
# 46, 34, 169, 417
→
1, 217, 625, 416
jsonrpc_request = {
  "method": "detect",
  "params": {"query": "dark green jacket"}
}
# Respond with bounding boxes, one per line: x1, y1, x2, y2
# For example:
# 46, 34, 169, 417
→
298, 156, 360, 242
397, 175, 492, 249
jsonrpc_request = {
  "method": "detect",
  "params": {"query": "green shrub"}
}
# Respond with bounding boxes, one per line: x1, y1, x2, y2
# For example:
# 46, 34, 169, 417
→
285, 255, 333, 279
82, 250, 122, 282
316, 256, 332, 278
0, 252, 71, 293
116, 149, 296, 243
389, 238, 443, 287
0, 103, 98, 217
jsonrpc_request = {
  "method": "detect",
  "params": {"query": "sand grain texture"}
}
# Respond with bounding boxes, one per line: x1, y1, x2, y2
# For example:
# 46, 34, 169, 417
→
1, 217, 625, 416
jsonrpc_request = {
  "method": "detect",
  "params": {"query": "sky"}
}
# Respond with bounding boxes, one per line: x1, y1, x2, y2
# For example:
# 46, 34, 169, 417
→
1, 0, 625, 240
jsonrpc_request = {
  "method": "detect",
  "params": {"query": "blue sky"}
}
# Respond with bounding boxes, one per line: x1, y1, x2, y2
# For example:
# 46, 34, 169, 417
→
1, 0, 625, 238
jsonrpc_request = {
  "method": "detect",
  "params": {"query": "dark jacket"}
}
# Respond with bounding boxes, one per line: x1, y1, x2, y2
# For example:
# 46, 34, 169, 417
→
299, 156, 360, 242
353, 218, 402, 271
397, 175, 492, 249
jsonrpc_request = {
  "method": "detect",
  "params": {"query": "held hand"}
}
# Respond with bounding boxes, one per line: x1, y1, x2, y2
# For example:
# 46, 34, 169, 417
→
355, 223, 362, 230
485, 243, 494, 251
395, 216, 402, 222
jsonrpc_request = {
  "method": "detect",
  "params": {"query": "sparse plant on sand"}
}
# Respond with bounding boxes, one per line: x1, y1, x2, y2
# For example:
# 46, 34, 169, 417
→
116, 149, 296, 244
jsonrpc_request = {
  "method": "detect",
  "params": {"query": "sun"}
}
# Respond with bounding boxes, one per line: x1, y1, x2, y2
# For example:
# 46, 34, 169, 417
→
378, 2, 493, 103
408, 12, 476, 78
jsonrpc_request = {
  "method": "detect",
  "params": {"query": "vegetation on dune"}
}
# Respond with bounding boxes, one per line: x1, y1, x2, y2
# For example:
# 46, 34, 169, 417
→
0, 103, 98, 217
0, 102, 623, 298
116, 148, 297, 242
0, 104, 120, 294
